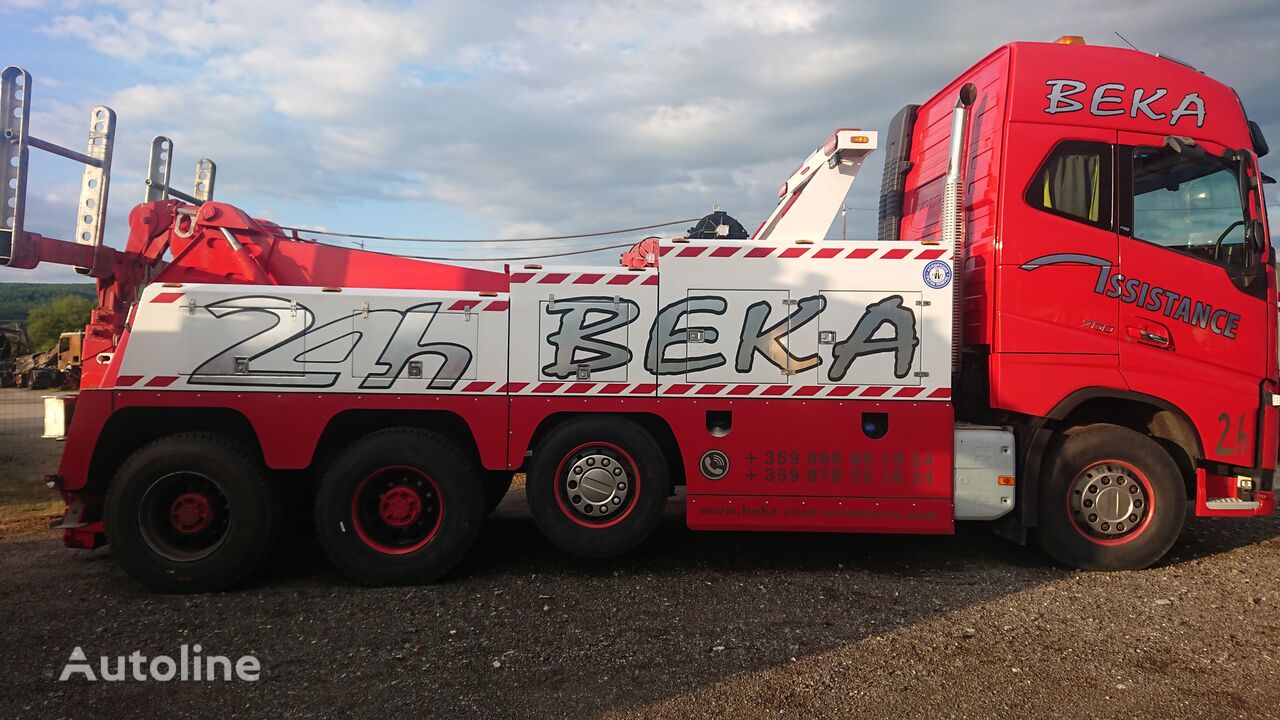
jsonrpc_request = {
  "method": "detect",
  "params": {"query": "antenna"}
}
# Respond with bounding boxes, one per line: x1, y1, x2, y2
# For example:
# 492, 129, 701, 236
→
1114, 31, 1140, 51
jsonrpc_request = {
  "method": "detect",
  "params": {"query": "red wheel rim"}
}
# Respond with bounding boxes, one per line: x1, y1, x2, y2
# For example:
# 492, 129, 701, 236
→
1066, 459, 1156, 546
138, 471, 230, 562
169, 491, 214, 534
552, 441, 640, 529
378, 486, 423, 528
351, 466, 443, 555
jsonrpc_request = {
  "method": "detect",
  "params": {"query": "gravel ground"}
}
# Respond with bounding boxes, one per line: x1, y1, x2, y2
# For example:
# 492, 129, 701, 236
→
2, 387, 1277, 718
0, 488, 1277, 719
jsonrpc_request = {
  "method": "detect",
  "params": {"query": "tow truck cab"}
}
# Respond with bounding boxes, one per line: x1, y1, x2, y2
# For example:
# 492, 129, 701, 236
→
888, 39, 1276, 521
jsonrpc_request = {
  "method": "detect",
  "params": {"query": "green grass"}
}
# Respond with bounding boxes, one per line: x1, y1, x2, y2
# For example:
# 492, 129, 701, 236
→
0, 388, 65, 538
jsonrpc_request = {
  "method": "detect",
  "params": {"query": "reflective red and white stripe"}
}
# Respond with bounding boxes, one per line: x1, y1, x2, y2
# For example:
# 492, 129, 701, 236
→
149, 291, 510, 312
445, 299, 509, 312
659, 245, 946, 261
509, 271, 658, 286
114, 375, 179, 388
497, 381, 950, 400
112, 377, 951, 401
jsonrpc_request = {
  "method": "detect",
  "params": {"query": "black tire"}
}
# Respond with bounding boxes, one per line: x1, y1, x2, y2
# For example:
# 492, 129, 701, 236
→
1036, 424, 1186, 571
526, 416, 669, 557
314, 428, 484, 586
104, 433, 278, 593
482, 470, 514, 516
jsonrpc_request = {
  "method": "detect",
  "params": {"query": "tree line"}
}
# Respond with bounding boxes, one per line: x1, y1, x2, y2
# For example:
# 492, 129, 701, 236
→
0, 283, 96, 351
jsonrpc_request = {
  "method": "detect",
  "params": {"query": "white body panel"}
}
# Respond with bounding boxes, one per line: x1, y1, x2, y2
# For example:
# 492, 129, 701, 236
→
507, 266, 658, 393
119, 284, 510, 393
119, 237, 956, 402
756, 130, 877, 241
654, 238, 954, 399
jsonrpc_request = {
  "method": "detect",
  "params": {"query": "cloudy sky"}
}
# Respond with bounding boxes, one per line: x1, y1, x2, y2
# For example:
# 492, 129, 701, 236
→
4, 0, 1279, 281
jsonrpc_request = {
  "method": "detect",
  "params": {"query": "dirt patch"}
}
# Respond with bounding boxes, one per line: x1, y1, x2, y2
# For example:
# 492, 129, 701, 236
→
0, 501, 61, 542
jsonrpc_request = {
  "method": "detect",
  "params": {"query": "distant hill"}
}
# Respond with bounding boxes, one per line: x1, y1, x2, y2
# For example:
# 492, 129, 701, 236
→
0, 283, 96, 323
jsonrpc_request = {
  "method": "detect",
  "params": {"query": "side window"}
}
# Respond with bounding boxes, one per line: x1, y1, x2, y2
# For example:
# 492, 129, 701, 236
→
1026, 141, 1112, 229
1130, 146, 1248, 268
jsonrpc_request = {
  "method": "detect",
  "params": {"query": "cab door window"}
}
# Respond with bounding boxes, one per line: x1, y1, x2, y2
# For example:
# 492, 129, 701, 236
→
1025, 140, 1112, 229
1129, 146, 1249, 268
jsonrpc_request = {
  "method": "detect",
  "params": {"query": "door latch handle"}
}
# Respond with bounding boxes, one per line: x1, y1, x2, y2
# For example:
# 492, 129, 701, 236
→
1138, 330, 1170, 346
1126, 321, 1174, 349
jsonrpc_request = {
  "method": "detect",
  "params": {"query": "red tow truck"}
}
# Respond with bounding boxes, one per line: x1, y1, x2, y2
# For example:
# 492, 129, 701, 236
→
1, 36, 1273, 591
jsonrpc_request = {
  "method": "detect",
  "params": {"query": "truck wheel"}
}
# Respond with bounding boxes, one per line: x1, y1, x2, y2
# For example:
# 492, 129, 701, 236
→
1036, 424, 1186, 571
104, 433, 278, 593
482, 470, 514, 516
526, 417, 668, 557
314, 428, 484, 586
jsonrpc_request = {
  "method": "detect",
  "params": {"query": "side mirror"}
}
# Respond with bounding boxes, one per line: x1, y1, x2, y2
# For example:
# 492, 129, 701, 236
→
1246, 219, 1267, 253
1249, 120, 1270, 158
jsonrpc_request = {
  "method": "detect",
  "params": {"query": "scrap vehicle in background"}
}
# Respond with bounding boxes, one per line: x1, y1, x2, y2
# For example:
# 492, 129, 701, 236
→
0, 35, 1274, 592
0, 322, 30, 387
0, 327, 81, 389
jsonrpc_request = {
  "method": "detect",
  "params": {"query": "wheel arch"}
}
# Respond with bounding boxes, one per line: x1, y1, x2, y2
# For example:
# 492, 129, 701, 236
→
1012, 388, 1203, 531
312, 409, 488, 473
1048, 388, 1203, 486
88, 406, 263, 494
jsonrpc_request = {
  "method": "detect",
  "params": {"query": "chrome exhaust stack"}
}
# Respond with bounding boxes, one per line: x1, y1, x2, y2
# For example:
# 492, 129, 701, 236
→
942, 83, 976, 374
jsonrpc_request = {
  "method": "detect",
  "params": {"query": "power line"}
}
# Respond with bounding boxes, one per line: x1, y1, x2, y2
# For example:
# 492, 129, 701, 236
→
404, 242, 639, 262
275, 217, 702, 244
299, 204, 884, 260
277, 207, 880, 246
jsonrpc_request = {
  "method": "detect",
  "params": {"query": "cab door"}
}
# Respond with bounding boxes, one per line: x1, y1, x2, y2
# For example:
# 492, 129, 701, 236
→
995, 124, 1122, 410
1116, 132, 1270, 466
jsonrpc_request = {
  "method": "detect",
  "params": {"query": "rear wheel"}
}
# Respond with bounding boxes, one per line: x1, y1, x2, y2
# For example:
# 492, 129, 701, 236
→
314, 428, 484, 586
104, 433, 278, 593
526, 417, 668, 557
1037, 424, 1186, 570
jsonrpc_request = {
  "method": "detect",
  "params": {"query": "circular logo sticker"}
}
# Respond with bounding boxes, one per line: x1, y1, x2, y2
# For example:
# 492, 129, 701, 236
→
923, 260, 952, 289
699, 450, 729, 480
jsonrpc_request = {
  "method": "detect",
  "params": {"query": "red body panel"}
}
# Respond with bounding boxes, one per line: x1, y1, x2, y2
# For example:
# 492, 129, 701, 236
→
687, 496, 953, 534
59, 392, 956, 536
57, 390, 510, 492
509, 397, 954, 500
902, 46, 1009, 347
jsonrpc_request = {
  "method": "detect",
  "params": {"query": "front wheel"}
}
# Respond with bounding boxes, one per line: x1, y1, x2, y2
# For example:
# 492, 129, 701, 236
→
1036, 424, 1186, 571
526, 416, 669, 557
314, 428, 484, 586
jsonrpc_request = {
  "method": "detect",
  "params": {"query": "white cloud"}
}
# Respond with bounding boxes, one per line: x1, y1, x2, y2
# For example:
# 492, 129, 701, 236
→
12, 0, 1279, 273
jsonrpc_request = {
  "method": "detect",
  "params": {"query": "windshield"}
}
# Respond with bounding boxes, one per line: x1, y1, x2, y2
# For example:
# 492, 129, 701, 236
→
1131, 146, 1249, 267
